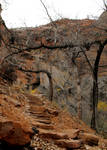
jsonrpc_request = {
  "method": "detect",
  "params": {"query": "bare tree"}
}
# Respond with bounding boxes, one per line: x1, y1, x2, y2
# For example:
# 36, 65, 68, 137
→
40, 0, 57, 28
40, 0, 57, 43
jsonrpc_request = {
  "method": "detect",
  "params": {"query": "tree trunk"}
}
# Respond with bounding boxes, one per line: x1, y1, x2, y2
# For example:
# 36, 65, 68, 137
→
91, 77, 98, 130
77, 76, 82, 119
90, 41, 107, 130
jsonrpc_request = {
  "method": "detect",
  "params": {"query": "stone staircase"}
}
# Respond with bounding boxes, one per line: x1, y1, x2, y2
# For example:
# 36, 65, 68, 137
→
25, 92, 99, 149
25, 93, 55, 130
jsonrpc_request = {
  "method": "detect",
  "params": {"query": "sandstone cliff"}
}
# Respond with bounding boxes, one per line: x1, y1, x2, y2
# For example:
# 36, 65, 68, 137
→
4, 11, 106, 135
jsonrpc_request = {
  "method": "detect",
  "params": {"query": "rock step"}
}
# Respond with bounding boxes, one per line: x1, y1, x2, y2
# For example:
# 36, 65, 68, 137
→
29, 113, 50, 119
33, 119, 51, 124
39, 129, 80, 140
32, 122, 54, 130
26, 113, 51, 122
32, 115, 51, 120
29, 107, 45, 112
38, 129, 82, 149
27, 108, 43, 114
55, 139, 82, 149
78, 133, 99, 146
28, 105, 45, 111
26, 111, 51, 119
25, 94, 44, 105
27, 108, 59, 117
28, 111, 51, 117
28, 101, 44, 105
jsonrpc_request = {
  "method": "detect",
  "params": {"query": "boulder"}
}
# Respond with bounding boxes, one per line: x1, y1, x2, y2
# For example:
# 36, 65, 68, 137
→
0, 120, 33, 146
0, 95, 33, 146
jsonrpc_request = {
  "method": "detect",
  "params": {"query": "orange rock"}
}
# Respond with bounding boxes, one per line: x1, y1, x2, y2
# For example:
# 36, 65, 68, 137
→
39, 129, 68, 139
0, 95, 33, 146
62, 129, 80, 139
39, 129, 80, 140
0, 120, 33, 146
55, 139, 82, 149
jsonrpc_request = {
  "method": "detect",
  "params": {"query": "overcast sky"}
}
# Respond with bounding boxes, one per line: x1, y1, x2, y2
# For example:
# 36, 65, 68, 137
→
0, 0, 105, 28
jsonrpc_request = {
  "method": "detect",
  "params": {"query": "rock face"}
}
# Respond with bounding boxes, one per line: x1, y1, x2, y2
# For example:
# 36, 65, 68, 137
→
95, 11, 107, 30
39, 129, 80, 139
55, 139, 82, 149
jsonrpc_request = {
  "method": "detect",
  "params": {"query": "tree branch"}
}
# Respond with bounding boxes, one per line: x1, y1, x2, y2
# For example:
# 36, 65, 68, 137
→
40, 0, 57, 28
80, 47, 94, 73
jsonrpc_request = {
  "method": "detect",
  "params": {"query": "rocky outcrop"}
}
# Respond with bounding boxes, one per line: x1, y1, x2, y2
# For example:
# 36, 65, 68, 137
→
95, 11, 107, 30
0, 90, 33, 146
55, 139, 82, 149
0, 120, 33, 146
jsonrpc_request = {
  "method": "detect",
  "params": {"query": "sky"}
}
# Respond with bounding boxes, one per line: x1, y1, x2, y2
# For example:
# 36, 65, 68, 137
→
0, 0, 105, 28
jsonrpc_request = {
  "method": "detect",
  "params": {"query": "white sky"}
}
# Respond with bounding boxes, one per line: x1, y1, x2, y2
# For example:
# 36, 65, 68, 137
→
0, 0, 105, 28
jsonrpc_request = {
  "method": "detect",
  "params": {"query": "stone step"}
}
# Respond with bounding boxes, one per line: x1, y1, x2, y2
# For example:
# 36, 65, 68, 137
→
29, 101, 43, 106
33, 119, 51, 124
38, 129, 80, 140
32, 122, 54, 130
32, 115, 51, 120
29, 107, 45, 112
78, 133, 99, 146
29, 112, 50, 118
39, 129, 69, 139
25, 105, 44, 112
55, 139, 82, 149
25, 94, 44, 104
